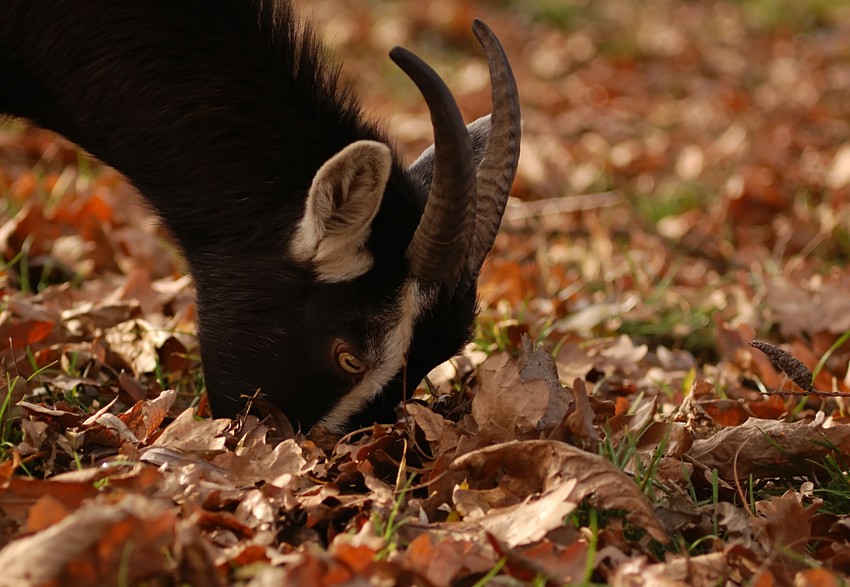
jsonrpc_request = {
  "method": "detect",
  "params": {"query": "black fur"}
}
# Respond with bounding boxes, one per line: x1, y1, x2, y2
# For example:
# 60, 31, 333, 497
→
0, 0, 477, 430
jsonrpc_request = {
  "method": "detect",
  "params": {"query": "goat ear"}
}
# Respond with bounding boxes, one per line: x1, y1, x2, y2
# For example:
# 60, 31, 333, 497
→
291, 140, 392, 282
407, 115, 491, 192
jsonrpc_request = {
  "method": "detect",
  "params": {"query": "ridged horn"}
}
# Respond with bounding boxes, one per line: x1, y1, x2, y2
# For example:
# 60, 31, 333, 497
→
464, 19, 521, 287
390, 46, 476, 294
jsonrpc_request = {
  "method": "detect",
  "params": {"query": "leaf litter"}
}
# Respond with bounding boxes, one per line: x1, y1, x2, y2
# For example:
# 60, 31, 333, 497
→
3, 0, 850, 584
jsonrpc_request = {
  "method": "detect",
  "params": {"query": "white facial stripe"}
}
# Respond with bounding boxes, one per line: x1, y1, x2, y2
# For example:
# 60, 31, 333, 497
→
319, 279, 434, 432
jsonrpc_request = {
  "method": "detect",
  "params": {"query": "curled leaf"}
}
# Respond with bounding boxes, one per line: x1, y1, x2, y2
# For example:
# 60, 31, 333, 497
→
450, 440, 668, 543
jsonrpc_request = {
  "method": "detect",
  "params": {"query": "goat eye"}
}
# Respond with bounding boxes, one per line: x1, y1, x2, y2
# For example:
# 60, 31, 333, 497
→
335, 345, 367, 375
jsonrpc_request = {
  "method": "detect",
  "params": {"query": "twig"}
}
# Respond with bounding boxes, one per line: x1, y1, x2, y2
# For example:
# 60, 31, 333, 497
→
758, 388, 848, 398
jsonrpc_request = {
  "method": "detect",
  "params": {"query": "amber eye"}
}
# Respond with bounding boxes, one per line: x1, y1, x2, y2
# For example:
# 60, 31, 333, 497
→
335, 344, 367, 375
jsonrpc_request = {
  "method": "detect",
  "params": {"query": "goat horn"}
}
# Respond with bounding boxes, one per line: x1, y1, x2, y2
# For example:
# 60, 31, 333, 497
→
390, 46, 475, 294
464, 20, 521, 287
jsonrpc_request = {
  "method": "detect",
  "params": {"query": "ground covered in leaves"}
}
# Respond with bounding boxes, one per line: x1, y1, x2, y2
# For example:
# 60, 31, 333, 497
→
2, 0, 850, 585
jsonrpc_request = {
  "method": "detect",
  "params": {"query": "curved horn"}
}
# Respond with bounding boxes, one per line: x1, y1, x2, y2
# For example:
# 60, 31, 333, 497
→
464, 20, 521, 286
390, 47, 476, 294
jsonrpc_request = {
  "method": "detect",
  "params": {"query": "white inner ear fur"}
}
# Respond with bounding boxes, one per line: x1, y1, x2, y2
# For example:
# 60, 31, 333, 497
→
291, 140, 392, 282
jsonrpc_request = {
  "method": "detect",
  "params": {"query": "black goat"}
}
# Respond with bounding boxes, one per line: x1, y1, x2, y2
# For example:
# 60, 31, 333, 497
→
0, 1, 520, 432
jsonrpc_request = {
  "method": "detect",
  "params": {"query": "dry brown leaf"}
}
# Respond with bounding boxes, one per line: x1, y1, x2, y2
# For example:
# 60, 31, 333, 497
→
0, 202, 51, 258
747, 395, 788, 420
699, 399, 752, 427
400, 534, 496, 585
555, 342, 595, 385
150, 408, 229, 453
17, 401, 84, 422
17, 419, 50, 456
795, 568, 844, 587
277, 551, 356, 585
78, 412, 140, 446
118, 372, 150, 403
406, 403, 461, 458
610, 552, 728, 587
233, 489, 277, 531
158, 335, 190, 373
455, 477, 579, 547
631, 420, 693, 460
0, 476, 96, 529
25, 494, 71, 533
174, 520, 224, 587
765, 278, 850, 338
102, 318, 172, 374
211, 438, 305, 487
0, 319, 55, 349
473, 353, 548, 441
83, 389, 176, 447
0, 495, 176, 587
567, 378, 601, 442
594, 335, 648, 376
119, 388, 176, 442
61, 300, 141, 336
450, 440, 667, 543
757, 490, 819, 555
518, 334, 571, 430
689, 416, 850, 480
505, 540, 590, 585
111, 267, 165, 316
472, 347, 569, 442
609, 396, 692, 464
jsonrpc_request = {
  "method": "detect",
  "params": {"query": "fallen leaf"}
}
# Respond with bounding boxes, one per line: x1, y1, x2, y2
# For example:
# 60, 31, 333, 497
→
0, 495, 176, 587
689, 417, 850, 481
450, 440, 667, 543
757, 490, 819, 555
566, 378, 601, 443
472, 352, 561, 442
611, 552, 729, 586
400, 534, 495, 585
150, 408, 229, 453
454, 477, 579, 547
517, 334, 571, 431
